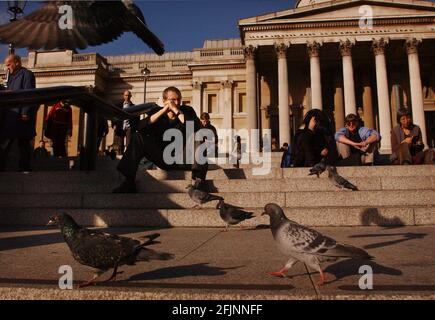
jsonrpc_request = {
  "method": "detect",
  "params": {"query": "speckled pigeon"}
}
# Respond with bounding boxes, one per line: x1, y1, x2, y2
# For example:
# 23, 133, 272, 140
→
327, 165, 358, 191
186, 184, 223, 208
216, 199, 254, 230
262, 203, 372, 286
47, 213, 173, 288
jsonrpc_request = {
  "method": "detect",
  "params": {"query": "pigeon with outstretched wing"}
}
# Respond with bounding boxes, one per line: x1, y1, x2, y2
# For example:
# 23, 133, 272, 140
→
0, 1, 164, 55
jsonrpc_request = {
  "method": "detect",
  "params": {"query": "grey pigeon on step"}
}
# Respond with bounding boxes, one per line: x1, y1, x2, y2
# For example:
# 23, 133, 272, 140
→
308, 158, 327, 178
327, 165, 358, 191
47, 213, 173, 288
216, 199, 254, 230
262, 203, 372, 286
186, 184, 223, 207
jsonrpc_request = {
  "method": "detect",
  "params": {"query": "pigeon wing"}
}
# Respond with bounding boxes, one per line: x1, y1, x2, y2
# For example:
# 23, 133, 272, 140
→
67, 228, 140, 269
280, 222, 369, 259
0, 1, 163, 54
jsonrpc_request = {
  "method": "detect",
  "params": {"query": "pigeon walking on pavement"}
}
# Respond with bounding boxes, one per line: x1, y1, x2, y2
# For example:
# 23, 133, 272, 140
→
262, 203, 372, 286
327, 165, 358, 191
47, 213, 173, 288
216, 199, 254, 230
0, 1, 165, 55
308, 158, 327, 178
186, 184, 223, 208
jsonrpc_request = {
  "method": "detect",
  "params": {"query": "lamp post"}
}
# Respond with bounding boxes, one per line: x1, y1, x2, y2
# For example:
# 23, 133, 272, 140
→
6, 1, 27, 55
3, 1, 26, 89
141, 65, 150, 103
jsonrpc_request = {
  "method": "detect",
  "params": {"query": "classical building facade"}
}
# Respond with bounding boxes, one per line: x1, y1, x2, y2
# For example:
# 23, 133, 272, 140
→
1, 0, 434, 156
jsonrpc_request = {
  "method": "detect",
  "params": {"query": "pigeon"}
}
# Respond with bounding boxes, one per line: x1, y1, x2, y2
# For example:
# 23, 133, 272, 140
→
308, 158, 327, 178
186, 183, 223, 208
262, 203, 372, 286
47, 213, 173, 288
0, 1, 164, 55
327, 165, 358, 191
216, 199, 254, 230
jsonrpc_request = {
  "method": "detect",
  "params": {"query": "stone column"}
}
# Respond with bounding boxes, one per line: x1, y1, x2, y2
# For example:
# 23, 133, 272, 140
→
361, 69, 374, 129
334, 74, 345, 129
339, 39, 356, 116
220, 80, 233, 129
372, 38, 392, 154
307, 41, 322, 110
405, 38, 428, 148
191, 81, 202, 116
275, 43, 291, 146
244, 45, 258, 134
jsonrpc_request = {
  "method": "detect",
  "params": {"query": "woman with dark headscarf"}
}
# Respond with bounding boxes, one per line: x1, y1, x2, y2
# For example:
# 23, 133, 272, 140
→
390, 109, 424, 165
292, 109, 337, 167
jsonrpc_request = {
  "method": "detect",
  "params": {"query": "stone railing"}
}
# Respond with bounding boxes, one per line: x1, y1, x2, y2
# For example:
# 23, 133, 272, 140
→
193, 47, 244, 61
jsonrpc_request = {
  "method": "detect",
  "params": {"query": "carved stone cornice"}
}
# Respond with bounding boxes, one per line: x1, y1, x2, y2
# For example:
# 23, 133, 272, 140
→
307, 41, 322, 58
243, 45, 257, 60
189, 63, 245, 71
220, 80, 234, 89
241, 17, 435, 32
112, 74, 192, 82
192, 80, 202, 90
405, 38, 421, 55
33, 70, 97, 77
339, 39, 354, 57
274, 43, 289, 59
372, 38, 389, 56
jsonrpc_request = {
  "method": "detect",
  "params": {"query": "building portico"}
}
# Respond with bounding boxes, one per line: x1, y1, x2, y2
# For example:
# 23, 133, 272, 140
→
239, 0, 435, 153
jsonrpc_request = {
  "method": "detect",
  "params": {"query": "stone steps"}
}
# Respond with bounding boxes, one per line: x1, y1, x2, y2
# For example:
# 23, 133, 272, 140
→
0, 164, 433, 227
0, 190, 433, 209
0, 176, 433, 193
0, 206, 432, 227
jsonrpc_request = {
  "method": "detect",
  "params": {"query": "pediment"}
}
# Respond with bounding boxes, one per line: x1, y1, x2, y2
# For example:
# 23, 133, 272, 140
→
239, 0, 435, 26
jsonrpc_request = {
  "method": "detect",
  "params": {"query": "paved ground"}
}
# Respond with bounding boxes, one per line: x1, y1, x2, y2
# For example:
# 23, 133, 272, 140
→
0, 226, 435, 300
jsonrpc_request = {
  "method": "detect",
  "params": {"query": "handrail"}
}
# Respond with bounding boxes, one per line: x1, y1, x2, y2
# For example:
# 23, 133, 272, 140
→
0, 86, 159, 120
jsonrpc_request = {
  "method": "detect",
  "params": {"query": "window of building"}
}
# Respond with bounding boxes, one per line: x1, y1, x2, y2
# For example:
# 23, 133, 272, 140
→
238, 93, 246, 113
207, 94, 218, 114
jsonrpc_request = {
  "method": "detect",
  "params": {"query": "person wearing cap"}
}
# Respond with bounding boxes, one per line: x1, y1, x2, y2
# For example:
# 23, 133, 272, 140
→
335, 113, 380, 166
390, 109, 424, 165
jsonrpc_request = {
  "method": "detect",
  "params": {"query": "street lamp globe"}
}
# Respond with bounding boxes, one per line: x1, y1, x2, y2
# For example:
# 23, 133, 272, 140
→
141, 66, 151, 102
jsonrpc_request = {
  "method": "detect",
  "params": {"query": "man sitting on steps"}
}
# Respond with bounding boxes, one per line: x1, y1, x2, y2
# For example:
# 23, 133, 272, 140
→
113, 86, 208, 193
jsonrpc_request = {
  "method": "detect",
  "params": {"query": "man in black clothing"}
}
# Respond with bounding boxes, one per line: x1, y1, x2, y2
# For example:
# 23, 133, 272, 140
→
292, 109, 337, 167
200, 112, 218, 158
113, 86, 208, 193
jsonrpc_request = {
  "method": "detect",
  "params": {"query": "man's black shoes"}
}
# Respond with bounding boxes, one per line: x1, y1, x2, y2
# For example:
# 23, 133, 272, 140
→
112, 179, 138, 193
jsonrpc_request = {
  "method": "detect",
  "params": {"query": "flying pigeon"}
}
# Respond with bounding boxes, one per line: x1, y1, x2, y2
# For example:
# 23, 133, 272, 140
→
47, 212, 173, 288
262, 203, 372, 286
186, 183, 223, 208
0, 1, 165, 55
308, 158, 327, 178
327, 165, 358, 191
216, 199, 254, 230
